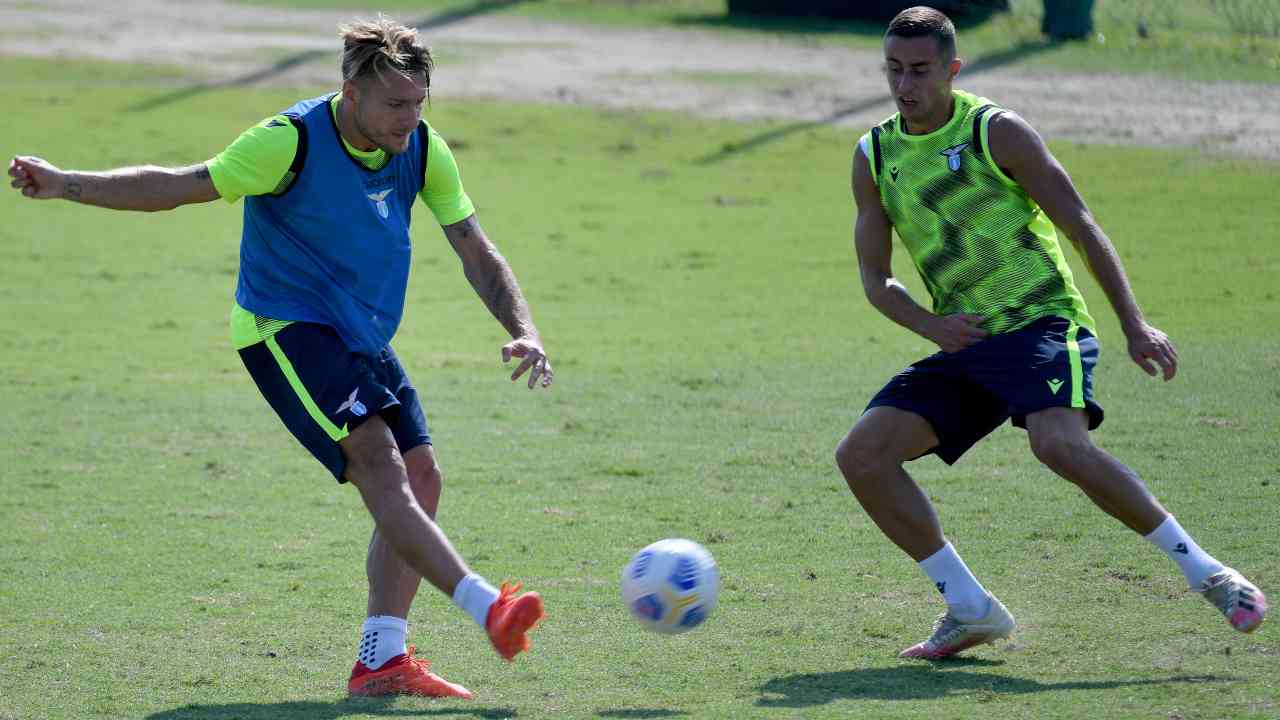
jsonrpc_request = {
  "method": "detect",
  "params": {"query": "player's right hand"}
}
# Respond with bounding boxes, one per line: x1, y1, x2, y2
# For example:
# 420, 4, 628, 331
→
925, 313, 988, 353
502, 336, 553, 390
8, 156, 66, 199
1125, 321, 1178, 381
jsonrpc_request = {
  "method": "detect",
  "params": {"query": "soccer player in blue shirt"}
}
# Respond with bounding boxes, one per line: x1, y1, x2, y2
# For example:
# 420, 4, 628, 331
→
10, 17, 548, 699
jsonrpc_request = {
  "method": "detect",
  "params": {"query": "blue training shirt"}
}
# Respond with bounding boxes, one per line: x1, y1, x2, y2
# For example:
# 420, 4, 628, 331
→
234, 93, 429, 356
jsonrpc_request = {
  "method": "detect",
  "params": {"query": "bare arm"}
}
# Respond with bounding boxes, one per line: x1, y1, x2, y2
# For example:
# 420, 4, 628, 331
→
851, 145, 986, 353
987, 112, 1177, 380
8, 155, 221, 211
442, 213, 552, 388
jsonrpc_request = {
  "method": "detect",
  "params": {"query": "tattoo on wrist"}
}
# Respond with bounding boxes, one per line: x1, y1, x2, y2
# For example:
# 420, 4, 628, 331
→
194, 166, 210, 180
65, 181, 82, 199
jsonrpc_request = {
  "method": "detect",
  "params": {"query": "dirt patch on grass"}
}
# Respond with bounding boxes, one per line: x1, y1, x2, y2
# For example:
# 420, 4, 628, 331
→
4, 0, 1280, 159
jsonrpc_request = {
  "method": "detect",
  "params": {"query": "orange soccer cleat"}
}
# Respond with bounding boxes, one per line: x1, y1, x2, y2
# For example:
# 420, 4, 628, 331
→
485, 580, 545, 661
347, 646, 474, 699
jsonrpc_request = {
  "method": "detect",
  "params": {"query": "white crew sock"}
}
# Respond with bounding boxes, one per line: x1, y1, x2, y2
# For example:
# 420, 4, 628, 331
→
357, 615, 408, 670
452, 574, 500, 629
1144, 515, 1225, 589
918, 542, 991, 622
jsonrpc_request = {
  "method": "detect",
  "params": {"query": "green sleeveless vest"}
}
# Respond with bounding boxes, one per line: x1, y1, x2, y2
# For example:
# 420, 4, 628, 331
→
861, 89, 1094, 335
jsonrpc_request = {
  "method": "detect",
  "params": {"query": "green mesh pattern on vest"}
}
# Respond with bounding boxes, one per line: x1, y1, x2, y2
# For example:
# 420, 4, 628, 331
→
872, 90, 1093, 335
229, 303, 294, 350
254, 315, 293, 337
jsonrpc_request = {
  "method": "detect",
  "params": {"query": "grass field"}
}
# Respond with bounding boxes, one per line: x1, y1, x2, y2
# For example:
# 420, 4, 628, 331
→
235, 0, 1280, 84
2, 50, 1278, 720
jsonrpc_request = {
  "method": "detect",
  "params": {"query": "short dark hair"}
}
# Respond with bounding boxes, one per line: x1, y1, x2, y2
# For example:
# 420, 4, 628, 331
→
885, 6, 957, 61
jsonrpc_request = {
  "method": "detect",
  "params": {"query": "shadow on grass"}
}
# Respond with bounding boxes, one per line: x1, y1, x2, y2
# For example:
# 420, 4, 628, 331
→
756, 663, 1232, 708
597, 710, 688, 718
127, 0, 530, 113
145, 697, 516, 719
694, 39, 1051, 164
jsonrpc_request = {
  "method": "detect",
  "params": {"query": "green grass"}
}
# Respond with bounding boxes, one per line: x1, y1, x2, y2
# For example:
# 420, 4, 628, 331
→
1, 55, 202, 86
1, 57, 1278, 720
236, 0, 1280, 84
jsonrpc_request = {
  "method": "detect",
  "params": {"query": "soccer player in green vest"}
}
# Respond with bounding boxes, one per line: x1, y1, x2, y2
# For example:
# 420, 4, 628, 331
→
839, 6, 1266, 659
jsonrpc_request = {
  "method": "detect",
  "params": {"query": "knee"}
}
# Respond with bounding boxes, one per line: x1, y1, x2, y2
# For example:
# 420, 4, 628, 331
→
835, 433, 890, 489
407, 460, 443, 510
1029, 432, 1093, 475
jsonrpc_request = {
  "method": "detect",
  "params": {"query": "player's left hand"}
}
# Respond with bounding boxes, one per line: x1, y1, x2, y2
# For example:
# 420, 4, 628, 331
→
502, 337, 553, 389
1125, 322, 1177, 381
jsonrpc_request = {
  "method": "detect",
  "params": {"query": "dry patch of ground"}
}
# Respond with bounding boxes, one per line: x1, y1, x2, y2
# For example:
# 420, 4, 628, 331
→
3, 0, 1279, 159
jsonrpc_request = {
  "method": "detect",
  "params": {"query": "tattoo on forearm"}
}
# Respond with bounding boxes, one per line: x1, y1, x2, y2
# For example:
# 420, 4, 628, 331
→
194, 165, 210, 180
485, 281, 512, 321
477, 264, 530, 338
65, 181, 82, 199
448, 218, 535, 338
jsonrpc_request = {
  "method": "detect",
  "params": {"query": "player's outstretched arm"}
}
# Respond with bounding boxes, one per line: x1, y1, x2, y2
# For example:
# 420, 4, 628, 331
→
986, 113, 1177, 380
443, 213, 552, 389
8, 155, 220, 211
851, 145, 986, 353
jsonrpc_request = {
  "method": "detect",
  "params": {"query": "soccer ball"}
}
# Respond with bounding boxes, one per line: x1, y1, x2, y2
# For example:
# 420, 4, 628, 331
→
621, 538, 720, 634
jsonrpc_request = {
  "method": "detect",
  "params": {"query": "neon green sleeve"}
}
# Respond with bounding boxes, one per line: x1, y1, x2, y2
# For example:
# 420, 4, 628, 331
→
419, 127, 476, 226
206, 115, 298, 204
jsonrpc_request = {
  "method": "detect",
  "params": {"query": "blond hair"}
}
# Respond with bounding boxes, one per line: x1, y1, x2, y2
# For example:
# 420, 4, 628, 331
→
339, 16, 433, 89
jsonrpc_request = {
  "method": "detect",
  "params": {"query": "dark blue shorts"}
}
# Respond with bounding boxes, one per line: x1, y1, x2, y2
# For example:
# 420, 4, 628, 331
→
865, 315, 1103, 465
238, 322, 430, 482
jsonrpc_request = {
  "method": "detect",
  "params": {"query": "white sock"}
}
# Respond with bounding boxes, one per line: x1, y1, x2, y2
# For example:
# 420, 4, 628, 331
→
1144, 515, 1225, 589
452, 574, 500, 629
358, 615, 407, 670
918, 542, 991, 622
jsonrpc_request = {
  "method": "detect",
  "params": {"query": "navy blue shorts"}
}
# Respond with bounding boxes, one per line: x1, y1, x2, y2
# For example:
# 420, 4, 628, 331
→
238, 322, 430, 482
865, 315, 1103, 465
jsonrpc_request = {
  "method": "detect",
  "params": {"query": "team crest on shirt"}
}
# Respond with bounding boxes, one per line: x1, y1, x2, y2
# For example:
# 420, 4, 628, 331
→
940, 142, 970, 172
366, 189, 393, 219
336, 387, 367, 418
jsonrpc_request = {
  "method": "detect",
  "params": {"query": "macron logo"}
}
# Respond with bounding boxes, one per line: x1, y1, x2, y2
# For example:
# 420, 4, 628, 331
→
366, 189, 393, 220
1173, 542, 1189, 555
